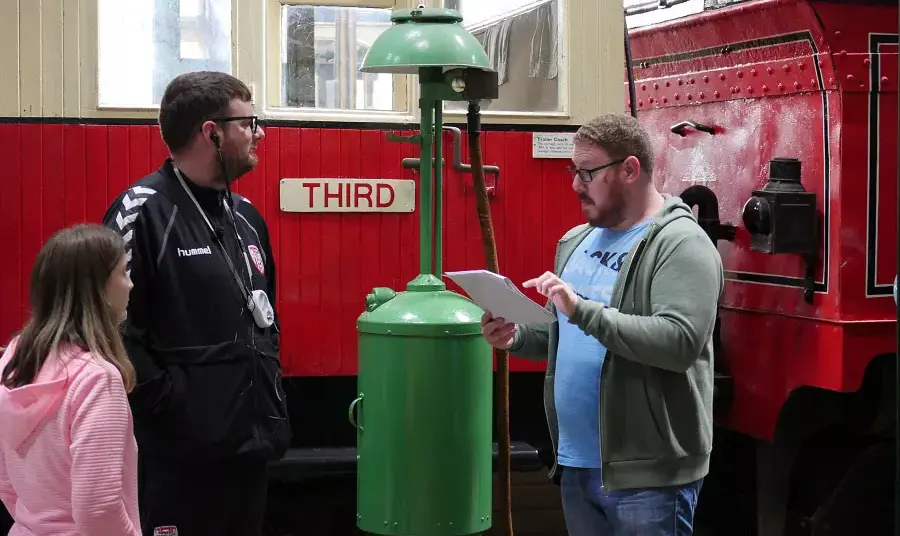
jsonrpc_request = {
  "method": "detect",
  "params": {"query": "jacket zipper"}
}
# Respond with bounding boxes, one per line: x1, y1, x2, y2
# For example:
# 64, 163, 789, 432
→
546, 225, 654, 487
598, 225, 654, 493
547, 239, 564, 478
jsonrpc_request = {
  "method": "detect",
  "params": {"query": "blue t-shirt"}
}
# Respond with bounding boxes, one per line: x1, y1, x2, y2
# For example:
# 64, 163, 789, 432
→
554, 220, 650, 468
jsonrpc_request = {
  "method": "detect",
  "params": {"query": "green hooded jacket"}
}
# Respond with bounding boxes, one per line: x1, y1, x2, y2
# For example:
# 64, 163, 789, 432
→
509, 194, 723, 493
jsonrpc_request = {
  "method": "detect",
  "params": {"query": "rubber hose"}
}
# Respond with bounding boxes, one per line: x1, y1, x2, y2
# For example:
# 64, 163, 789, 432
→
467, 100, 513, 536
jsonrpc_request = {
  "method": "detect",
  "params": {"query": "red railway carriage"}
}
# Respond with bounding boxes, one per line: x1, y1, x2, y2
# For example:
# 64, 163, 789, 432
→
631, 0, 898, 441
627, 0, 898, 533
1, 0, 898, 534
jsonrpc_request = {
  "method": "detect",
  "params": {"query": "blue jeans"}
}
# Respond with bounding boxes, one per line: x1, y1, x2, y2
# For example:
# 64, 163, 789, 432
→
560, 466, 703, 536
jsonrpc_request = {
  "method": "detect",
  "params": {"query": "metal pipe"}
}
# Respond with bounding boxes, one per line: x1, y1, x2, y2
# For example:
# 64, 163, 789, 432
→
434, 103, 443, 279
401, 126, 501, 177
623, 10, 638, 118
418, 89, 434, 277
679, 185, 735, 243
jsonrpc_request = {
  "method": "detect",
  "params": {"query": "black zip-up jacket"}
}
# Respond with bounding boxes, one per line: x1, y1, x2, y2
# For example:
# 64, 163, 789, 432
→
102, 159, 291, 464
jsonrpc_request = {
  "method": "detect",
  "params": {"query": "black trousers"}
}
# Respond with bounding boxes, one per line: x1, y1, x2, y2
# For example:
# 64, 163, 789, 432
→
0, 502, 11, 535
138, 455, 269, 536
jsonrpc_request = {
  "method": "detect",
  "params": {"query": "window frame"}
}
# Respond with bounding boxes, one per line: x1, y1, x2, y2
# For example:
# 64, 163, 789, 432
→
440, 0, 569, 121
258, 0, 581, 125
262, 0, 415, 123
80, 0, 240, 118
73, 0, 624, 126
624, 0, 704, 29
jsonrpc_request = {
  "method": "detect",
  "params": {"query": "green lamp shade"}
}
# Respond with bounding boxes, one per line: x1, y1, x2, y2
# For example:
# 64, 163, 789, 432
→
360, 8, 493, 74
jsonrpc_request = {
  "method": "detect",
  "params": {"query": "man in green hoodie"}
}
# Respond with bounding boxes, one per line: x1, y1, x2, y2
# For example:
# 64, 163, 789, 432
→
481, 113, 723, 535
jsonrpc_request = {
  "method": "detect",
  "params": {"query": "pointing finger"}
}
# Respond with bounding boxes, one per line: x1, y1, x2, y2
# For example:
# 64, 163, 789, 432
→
524, 271, 554, 290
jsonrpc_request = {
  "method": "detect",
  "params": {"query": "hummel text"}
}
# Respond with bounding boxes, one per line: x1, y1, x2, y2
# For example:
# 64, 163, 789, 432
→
177, 246, 213, 257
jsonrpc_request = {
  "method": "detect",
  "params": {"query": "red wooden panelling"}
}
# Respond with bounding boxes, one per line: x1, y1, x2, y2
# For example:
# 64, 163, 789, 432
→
20, 125, 43, 326
85, 126, 110, 223
0, 124, 22, 335
42, 125, 65, 243
64, 125, 87, 226
0, 123, 577, 377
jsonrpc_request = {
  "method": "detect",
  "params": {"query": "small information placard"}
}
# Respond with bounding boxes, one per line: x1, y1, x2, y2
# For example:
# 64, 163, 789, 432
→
280, 178, 416, 213
532, 132, 575, 159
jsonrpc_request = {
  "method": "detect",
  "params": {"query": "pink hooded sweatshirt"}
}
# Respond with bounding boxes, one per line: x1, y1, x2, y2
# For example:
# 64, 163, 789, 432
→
0, 339, 141, 536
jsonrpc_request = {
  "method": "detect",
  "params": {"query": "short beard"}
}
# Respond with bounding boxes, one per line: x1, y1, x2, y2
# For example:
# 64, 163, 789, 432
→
586, 184, 627, 228
219, 152, 255, 184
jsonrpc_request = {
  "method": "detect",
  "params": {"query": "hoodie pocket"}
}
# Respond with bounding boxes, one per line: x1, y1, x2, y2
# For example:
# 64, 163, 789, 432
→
642, 370, 689, 458
602, 364, 682, 463
643, 375, 670, 446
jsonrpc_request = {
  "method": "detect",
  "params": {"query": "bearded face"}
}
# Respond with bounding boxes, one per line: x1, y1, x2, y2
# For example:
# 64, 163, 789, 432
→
570, 139, 630, 229
212, 99, 264, 185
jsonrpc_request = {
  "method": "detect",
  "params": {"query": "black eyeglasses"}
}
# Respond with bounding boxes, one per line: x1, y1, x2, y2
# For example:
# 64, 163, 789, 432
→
210, 115, 260, 134
567, 158, 625, 183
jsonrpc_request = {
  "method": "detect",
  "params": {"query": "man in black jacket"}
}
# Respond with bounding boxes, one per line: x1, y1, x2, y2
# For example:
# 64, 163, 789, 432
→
102, 71, 291, 536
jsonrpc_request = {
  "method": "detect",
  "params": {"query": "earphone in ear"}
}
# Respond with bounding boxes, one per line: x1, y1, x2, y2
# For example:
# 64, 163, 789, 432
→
210, 132, 220, 147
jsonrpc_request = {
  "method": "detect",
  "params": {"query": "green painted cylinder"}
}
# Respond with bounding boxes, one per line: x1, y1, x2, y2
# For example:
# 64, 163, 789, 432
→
353, 275, 493, 536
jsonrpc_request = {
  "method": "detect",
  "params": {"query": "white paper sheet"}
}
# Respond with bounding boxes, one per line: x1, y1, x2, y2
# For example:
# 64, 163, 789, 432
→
444, 270, 556, 326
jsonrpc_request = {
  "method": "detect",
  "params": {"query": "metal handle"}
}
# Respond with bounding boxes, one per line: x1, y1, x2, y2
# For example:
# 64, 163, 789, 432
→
670, 120, 716, 137
348, 394, 364, 431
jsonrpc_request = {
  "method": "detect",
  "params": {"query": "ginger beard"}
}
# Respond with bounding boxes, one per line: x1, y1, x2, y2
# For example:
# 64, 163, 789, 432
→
572, 140, 628, 229
579, 174, 628, 229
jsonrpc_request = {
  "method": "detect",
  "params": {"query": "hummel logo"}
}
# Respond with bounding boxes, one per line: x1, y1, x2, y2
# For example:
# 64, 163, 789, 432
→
177, 246, 213, 257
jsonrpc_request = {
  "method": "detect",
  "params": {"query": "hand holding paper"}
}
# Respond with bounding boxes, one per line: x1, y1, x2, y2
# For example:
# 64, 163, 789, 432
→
443, 270, 556, 326
480, 311, 517, 350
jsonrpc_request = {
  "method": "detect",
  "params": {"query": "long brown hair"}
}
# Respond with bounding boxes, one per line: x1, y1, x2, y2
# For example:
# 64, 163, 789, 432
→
1, 223, 136, 392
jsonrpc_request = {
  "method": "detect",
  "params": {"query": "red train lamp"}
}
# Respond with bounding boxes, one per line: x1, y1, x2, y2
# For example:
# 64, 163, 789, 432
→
350, 6, 500, 536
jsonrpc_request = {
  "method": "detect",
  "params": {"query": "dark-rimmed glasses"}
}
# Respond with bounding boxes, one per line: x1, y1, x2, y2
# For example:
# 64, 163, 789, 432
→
567, 158, 625, 183
211, 115, 260, 134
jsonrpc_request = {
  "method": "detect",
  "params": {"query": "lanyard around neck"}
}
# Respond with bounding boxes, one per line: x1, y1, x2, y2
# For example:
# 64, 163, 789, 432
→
173, 166, 254, 302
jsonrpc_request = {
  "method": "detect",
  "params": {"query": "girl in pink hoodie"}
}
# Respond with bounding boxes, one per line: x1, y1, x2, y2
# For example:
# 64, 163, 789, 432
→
0, 223, 140, 536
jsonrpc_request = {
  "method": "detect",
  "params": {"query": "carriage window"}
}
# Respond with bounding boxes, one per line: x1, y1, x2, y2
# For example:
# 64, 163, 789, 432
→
444, 0, 562, 114
276, 5, 400, 111
98, 0, 233, 108
624, 0, 703, 28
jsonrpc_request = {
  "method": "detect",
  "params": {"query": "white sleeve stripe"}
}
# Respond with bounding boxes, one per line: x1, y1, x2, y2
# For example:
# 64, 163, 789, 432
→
116, 211, 138, 230
112, 186, 158, 272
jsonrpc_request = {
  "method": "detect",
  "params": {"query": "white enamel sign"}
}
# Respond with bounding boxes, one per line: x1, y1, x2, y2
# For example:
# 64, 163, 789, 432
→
280, 178, 416, 213
532, 132, 575, 159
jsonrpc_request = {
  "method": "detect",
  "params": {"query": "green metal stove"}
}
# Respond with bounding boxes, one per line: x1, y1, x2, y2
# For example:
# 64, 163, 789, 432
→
348, 6, 500, 536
